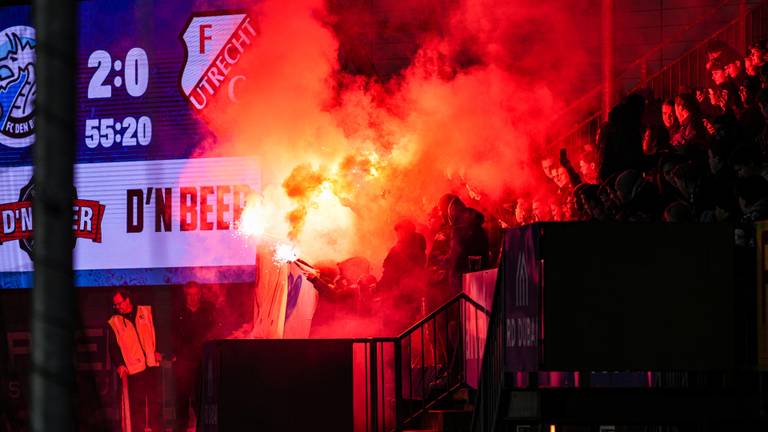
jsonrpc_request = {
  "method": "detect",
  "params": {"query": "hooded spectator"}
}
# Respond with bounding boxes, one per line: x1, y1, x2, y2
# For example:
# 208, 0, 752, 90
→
736, 175, 768, 220
734, 175, 768, 247
760, 62, 768, 89
663, 201, 694, 223
709, 112, 744, 155
427, 202, 453, 291
596, 93, 645, 182
755, 88, 768, 158
379, 219, 426, 293
731, 78, 764, 144
656, 152, 685, 210
575, 183, 609, 221
378, 219, 427, 331
571, 183, 591, 220
448, 202, 490, 272
706, 40, 741, 73
614, 169, 661, 222
671, 161, 717, 221
739, 76, 762, 107
428, 194, 489, 302
598, 172, 622, 220
730, 144, 768, 180
702, 138, 739, 222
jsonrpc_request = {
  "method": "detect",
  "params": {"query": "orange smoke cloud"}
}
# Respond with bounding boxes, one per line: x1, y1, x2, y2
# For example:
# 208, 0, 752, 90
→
282, 164, 326, 239
197, 0, 593, 267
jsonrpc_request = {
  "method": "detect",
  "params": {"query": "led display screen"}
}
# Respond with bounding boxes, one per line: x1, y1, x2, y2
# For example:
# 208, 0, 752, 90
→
0, 1, 262, 287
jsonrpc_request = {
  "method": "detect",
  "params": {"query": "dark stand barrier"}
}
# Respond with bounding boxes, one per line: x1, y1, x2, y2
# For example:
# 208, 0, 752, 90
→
200, 339, 354, 432
540, 222, 736, 371
477, 222, 762, 430
503, 222, 739, 372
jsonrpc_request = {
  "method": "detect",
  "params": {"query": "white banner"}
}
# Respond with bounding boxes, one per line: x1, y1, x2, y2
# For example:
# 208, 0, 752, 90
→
0, 157, 260, 274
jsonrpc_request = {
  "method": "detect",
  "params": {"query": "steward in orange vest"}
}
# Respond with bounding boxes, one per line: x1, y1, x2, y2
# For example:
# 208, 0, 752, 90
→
108, 289, 164, 432
109, 304, 158, 375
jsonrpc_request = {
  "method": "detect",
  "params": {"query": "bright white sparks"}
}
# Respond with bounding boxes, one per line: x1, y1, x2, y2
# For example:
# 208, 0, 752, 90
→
273, 242, 299, 264
236, 202, 268, 238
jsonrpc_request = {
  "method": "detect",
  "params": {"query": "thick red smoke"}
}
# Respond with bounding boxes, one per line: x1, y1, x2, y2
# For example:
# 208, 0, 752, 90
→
192, 0, 597, 336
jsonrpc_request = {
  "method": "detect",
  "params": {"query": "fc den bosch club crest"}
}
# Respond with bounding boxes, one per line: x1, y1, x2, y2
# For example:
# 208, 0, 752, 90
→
0, 25, 36, 148
179, 12, 257, 111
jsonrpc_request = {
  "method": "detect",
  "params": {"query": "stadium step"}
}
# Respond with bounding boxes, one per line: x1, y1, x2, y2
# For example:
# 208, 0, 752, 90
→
426, 408, 473, 432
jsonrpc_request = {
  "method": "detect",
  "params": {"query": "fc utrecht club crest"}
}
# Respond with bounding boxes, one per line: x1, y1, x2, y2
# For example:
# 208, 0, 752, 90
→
0, 26, 36, 148
180, 13, 257, 111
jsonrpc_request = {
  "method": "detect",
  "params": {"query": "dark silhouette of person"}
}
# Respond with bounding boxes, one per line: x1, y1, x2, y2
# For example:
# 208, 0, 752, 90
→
428, 194, 489, 305
171, 281, 217, 431
379, 219, 427, 331
597, 93, 646, 182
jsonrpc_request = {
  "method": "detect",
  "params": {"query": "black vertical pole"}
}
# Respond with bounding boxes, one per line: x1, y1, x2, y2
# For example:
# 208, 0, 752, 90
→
30, 1, 77, 431
393, 340, 402, 428
601, 0, 615, 120
369, 342, 378, 432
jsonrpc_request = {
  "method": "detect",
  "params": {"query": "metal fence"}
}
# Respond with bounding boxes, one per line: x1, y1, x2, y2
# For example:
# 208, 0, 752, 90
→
554, 0, 768, 151
641, 0, 768, 99
356, 291, 490, 432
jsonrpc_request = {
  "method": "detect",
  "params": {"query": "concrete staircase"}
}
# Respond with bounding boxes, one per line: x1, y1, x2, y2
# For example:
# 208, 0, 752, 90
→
403, 388, 475, 432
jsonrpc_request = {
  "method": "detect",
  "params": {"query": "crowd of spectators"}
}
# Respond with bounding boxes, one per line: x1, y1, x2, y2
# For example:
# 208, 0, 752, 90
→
502, 39, 768, 250
307, 39, 768, 337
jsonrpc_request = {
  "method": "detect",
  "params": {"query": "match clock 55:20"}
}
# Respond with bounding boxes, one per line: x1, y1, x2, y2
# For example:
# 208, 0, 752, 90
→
84, 116, 152, 148
84, 47, 153, 148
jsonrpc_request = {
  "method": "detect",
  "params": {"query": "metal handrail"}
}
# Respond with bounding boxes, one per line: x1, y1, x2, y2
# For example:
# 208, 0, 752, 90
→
359, 285, 493, 432
395, 292, 489, 430
552, 0, 739, 125
632, 0, 768, 96
399, 292, 489, 339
